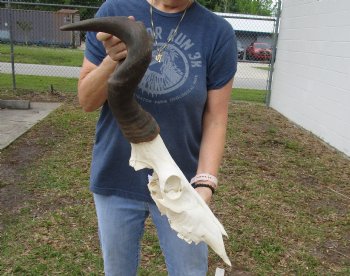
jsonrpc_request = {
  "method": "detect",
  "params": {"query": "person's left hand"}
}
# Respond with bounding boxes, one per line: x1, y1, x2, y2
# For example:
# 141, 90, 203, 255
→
195, 186, 213, 204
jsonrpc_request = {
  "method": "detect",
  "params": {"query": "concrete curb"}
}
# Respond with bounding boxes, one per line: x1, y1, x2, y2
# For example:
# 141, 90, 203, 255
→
0, 102, 62, 150
0, 99, 31, 110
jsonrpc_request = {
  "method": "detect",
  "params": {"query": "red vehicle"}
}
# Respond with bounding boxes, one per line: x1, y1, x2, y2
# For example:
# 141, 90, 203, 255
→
246, 42, 272, 61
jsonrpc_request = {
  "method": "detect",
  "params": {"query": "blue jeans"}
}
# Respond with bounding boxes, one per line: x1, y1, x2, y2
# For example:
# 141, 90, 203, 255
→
93, 194, 208, 276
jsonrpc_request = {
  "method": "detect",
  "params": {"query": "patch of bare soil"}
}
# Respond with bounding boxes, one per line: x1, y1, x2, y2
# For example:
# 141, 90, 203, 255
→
0, 92, 72, 228
0, 88, 75, 103
0, 125, 58, 215
226, 270, 255, 276
313, 234, 350, 266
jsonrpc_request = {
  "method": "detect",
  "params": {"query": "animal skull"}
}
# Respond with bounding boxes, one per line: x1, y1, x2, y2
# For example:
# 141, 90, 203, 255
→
61, 16, 231, 266
130, 135, 231, 266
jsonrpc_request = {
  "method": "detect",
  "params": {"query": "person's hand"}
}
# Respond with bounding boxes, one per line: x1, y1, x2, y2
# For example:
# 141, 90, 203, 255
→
96, 16, 135, 62
194, 186, 213, 204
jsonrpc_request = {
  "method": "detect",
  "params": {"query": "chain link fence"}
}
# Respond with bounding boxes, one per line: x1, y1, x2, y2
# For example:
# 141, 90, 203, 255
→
218, 12, 278, 93
0, 1, 281, 99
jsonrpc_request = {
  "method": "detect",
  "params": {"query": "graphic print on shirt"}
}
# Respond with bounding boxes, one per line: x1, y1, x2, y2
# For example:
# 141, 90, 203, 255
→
139, 45, 189, 95
136, 28, 202, 105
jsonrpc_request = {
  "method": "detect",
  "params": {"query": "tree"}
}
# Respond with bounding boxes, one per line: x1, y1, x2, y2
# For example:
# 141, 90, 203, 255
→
5, 0, 276, 17
5, 0, 102, 20
234, 0, 275, 16
197, 0, 276, 16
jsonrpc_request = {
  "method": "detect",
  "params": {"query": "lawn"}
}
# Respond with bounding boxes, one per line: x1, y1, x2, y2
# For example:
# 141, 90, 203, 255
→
0, 89, 349, 275
0, 43, 268, 103
0, 44, 84, 66
0, 73, 267, 103
0, 74, 78, 93
254, 66, 270, 71
231, 88, 266, 103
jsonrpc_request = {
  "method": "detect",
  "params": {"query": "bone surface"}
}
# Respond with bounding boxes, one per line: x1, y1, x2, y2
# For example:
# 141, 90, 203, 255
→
130, 135, 231, 266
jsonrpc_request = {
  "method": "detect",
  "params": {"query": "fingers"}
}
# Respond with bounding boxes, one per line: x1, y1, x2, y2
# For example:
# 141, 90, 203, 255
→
96, 32, 126, 62
96, 32, 112, 42
96, 16, 135, 62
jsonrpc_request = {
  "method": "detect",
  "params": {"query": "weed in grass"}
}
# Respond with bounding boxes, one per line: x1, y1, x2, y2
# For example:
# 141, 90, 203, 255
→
284, 139, 303, 152
293, 252, 323, 275
267, 126, 278, 135
251, 239, 285, 270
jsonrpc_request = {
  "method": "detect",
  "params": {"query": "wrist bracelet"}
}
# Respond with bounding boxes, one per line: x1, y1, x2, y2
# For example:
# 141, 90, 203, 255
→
191, 183, 215, 195
190, 173, 218, 188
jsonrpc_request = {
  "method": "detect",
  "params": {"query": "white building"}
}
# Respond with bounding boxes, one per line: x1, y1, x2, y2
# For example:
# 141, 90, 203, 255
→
270, 0, 350, 157
217, 12, 276, 49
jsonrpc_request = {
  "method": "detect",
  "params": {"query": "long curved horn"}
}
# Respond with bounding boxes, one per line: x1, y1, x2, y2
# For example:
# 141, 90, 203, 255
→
61, 17, 160, 143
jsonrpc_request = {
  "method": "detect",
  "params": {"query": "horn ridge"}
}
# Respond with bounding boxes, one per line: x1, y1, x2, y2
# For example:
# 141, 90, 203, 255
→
61, 16, 160, 143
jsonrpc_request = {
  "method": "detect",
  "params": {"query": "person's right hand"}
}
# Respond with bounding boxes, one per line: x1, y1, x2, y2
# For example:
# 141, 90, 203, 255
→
96, 16, 135, 63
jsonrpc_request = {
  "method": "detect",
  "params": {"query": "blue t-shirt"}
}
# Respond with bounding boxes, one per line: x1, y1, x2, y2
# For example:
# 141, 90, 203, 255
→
86, 0, 237, 202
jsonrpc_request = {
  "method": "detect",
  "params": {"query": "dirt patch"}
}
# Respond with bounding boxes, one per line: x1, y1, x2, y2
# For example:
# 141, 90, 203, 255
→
226, 271, 255, 276
224, 265, 256, 276
1, 136, 50, 235
0, 92, 69, 226
1, 143, 39, 215
1, 98, 349, 274
313, 235, 350, 266
0, 88, 75, 103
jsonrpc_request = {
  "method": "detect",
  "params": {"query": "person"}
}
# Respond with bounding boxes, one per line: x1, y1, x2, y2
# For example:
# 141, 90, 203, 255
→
78, 0, 237, 275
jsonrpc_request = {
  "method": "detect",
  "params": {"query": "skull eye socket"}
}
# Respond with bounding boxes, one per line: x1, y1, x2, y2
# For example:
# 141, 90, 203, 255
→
164, 175, 182, 200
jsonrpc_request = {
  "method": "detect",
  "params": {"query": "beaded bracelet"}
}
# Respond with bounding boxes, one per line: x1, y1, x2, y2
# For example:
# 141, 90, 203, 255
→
190, 173, 218, 189
191, 183, 215, 195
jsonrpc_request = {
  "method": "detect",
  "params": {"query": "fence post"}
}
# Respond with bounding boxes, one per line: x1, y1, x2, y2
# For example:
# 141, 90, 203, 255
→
7, 0, 16, 90
266, 0, 282, 107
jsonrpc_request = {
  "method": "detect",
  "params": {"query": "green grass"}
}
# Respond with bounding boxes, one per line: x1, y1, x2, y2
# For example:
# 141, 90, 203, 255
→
0, 73, 78, 93
254, 66, 270, 71
0, 43, 267, 103
0, 44, 84, 66
232, 88, 267, 103
0, 73, 268, 103
0, 89, 349, 274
